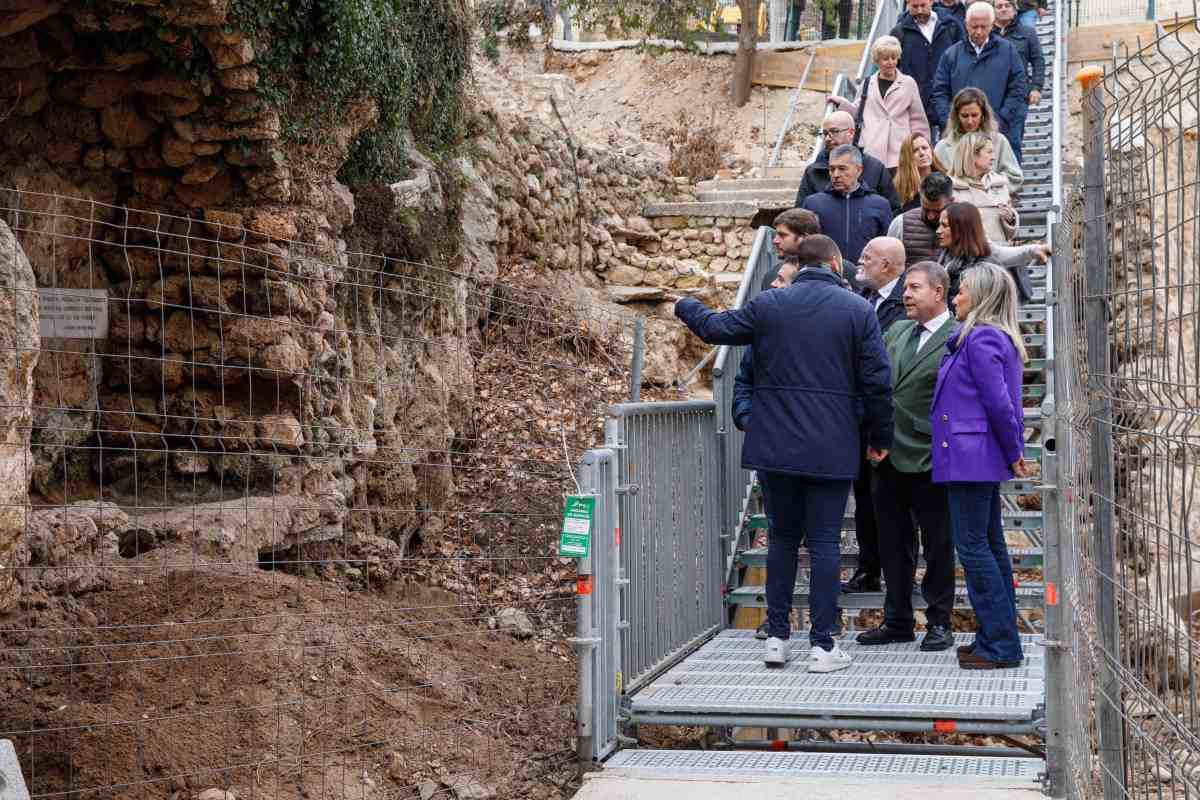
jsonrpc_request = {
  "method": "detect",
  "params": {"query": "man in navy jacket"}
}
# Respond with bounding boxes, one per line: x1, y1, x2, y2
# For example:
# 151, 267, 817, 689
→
931, 1, 1028, 159
675, 234, 893, 673
891, 0, 965, 138
800, 145, 893, 268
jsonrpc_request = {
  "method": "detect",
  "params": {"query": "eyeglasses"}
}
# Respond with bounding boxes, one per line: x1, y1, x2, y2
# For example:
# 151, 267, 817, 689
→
822, 127, 852, 136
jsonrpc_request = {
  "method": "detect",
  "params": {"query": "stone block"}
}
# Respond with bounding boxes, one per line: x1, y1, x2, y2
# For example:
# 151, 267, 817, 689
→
0, 738, 30, 800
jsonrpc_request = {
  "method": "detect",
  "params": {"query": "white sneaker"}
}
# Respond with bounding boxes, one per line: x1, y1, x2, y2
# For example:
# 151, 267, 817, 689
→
807, 644, 852, 673
763, 637, 790, 667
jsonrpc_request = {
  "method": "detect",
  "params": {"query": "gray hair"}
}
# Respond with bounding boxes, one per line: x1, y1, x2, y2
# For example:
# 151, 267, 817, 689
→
957, 262, 1028, 363
908, 260, 950, 296
965, 1, 995, 21
872, 35, 902, 63
829, 144, 863, 166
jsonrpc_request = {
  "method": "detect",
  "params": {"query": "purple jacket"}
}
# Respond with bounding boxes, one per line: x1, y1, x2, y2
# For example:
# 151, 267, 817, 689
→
930, 325, 1025, 483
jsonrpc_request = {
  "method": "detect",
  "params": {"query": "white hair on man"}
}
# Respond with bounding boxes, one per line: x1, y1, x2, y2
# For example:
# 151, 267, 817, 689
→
965, 0, 996, 21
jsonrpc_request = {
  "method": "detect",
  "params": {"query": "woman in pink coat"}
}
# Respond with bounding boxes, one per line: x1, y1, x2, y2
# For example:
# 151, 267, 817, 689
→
930, 262, 1030, 670
829, 35, 931, 171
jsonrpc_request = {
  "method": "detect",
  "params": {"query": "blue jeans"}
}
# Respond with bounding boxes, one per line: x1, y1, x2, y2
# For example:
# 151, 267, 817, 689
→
946, 482, 1024, 663
761, 471, 851, 650
1018, 8, 1039, 27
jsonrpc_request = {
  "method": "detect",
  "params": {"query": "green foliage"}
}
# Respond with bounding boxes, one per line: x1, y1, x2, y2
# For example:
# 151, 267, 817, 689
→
477, 0, 712, 57
567, 0, 713, 41
477, 0, 539, 60
231, 0, 473, 184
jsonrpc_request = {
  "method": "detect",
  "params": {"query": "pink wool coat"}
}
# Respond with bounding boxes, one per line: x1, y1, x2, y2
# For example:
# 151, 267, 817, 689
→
833, 72, 931, 169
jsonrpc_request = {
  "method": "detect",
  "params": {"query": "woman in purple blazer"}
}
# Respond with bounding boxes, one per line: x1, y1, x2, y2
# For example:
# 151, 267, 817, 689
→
930, 263, 1031, 670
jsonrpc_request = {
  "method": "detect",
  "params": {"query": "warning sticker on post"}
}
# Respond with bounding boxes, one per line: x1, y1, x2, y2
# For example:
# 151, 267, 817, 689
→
558, 495, 595, 558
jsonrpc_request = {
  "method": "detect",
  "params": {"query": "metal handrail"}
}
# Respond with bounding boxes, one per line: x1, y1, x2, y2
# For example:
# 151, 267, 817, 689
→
768, 49, 819, 168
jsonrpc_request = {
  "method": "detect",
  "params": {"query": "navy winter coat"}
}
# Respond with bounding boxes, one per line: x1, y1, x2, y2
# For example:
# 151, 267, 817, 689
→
675, 267, 894, 480
795, 148, 902, 215
937, 0, 967, 24
931, 34, 1028, 132
732, 348, 754, 431
800, 185, 893, 266
996, 22, 1045, 93
890, 10, 964, 124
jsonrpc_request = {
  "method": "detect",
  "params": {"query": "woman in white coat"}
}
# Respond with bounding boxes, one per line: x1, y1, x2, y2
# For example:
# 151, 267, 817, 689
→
828, 35, 930, 172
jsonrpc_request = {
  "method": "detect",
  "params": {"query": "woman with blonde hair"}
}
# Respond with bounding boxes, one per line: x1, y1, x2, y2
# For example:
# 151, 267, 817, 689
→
828, 35, 929, 171
930, 262, 1029, 670
950, 132, 1018, 242
934, 88, 1023, 191
894, 132, 949, 212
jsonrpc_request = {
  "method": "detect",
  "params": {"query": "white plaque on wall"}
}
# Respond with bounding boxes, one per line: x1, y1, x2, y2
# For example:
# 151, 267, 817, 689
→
38, 288, 108, 339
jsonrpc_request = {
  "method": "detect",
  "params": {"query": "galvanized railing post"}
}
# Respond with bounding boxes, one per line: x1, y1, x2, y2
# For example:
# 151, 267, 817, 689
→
1080, 77, 1126, 800
572, 451, 601, 762
1040, 441, 1068, 797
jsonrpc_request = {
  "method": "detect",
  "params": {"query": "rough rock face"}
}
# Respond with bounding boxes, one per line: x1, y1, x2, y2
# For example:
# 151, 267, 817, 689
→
0, 0, 712, 604
0, 220, 38, 612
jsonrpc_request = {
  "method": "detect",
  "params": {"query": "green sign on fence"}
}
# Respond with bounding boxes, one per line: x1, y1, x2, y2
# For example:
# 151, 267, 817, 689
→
558, 495, 595, 558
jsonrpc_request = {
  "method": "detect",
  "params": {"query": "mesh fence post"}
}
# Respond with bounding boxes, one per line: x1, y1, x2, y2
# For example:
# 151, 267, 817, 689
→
1080, 78, 1126, 800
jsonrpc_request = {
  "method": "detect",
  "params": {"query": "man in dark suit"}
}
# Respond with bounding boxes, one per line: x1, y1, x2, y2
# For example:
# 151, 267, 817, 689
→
843, 237, 907, 594
858, 260, 956, 652
674, 235, 893, 672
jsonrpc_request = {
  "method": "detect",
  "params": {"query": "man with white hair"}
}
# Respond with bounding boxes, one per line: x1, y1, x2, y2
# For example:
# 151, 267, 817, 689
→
930, 0, 1028, 160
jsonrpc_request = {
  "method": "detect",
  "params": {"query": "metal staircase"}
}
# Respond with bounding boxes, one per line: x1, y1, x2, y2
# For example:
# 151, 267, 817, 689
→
572, 2, 1064, 792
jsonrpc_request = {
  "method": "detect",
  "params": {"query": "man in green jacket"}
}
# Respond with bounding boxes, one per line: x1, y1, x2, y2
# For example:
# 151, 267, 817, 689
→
857, 261, 956, 652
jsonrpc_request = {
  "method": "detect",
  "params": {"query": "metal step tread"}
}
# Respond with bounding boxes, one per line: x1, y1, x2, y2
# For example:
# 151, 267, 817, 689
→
603, 749, 1044, 786
736, 544, 1044, 569
749, 508, 1045, 533
628, 630, 1046, 722
727, 580, 1045, 610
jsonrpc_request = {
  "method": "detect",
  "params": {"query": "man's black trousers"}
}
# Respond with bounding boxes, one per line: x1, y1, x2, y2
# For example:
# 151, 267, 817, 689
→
869, 458, 955, 631
852, 453, 881, 579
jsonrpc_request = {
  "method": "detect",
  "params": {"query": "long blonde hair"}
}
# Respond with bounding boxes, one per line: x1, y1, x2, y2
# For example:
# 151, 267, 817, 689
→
895, 133, 949, 206
956, 262, 1028, 363
950, 132, 993, 180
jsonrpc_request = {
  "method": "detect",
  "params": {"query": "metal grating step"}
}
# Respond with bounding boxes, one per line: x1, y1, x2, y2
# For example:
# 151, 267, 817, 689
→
726, 581, 1045, 610
604, 749, 1045, 785
737, 544, 1044, 570
628, 631, 1046, 724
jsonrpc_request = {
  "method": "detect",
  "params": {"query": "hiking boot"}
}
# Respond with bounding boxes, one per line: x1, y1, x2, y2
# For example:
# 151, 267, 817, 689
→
920, 625, 955, 652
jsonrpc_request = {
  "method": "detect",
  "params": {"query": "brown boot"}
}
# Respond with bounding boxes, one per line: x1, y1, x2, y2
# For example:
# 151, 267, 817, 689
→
958, 650, 1022, 670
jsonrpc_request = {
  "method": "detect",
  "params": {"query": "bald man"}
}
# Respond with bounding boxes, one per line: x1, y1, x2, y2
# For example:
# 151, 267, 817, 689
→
795, 111, 902, 215
843, 236, 908, 594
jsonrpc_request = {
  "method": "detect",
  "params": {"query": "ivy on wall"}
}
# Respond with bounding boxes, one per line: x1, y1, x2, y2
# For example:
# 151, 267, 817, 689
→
231, 0, 473, 183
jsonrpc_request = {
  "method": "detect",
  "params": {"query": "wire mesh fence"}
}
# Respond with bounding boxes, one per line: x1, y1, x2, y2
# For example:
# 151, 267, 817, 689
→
1052, 20, 1200, 800
0, 188, 636, 800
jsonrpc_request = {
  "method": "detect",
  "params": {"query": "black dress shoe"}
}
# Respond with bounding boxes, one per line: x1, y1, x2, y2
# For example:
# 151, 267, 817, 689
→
856, 624, 915, 646
958, 651, 1022, 670
920, 625, 954, 652
841, 571, 882, 593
